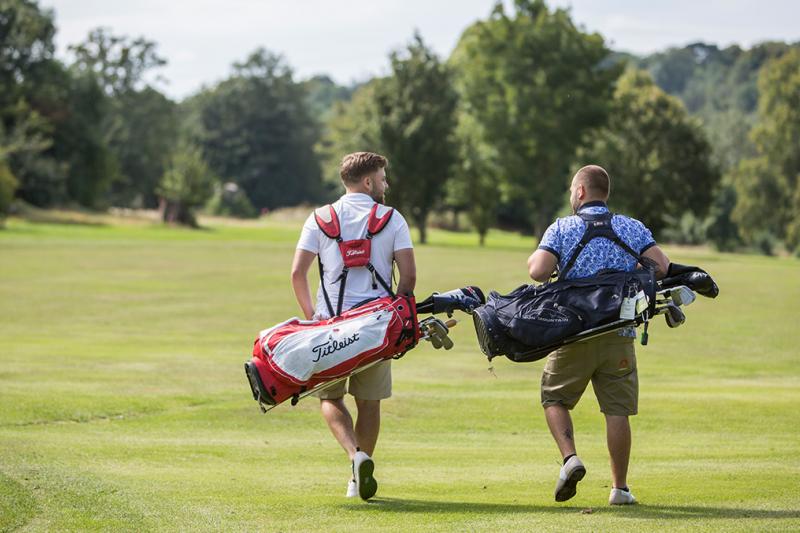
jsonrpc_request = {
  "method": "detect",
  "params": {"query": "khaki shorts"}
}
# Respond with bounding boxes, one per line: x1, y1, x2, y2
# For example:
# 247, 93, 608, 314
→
541, 332, 638, 416
315, 359, 392, 401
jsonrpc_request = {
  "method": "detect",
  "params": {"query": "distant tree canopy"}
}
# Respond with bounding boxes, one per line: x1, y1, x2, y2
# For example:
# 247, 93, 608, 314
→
732, 48, 800, 253
1, 0, 799, 250
580, 69, 720, 237
321, 34, 457, 244
373, 33, 458, 244
193, 48, 322, 211
451, 0, 622, 237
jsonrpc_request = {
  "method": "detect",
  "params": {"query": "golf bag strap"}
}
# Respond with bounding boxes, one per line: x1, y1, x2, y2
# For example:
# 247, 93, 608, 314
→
366, 262, 395, 298
366, 204, 394, 237
558, 211, 643, 281
313, 203, 394, 317
336, 267, 349, 316
314, 205, 342, 241
318, 256, 336, 317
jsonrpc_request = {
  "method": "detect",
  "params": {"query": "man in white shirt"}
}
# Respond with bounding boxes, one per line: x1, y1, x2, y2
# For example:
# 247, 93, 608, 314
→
291, 152, 416, 500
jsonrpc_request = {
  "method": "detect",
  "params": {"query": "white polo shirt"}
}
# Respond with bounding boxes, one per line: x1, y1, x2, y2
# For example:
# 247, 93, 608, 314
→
297, 193, 414, 317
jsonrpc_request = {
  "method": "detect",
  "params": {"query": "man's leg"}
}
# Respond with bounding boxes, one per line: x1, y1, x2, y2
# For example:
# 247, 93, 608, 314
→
544, 404, 577, 458
354, 398, 381, 456
320, 397, 358, 460
605, 414, 631, 489
542, 343, 593, 502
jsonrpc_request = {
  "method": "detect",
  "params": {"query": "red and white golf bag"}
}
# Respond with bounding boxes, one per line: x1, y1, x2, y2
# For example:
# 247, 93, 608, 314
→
245, 295, 419, 411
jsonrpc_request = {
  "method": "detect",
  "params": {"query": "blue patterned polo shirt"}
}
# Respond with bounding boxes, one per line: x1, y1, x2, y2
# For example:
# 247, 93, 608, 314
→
538, 201, 657, 337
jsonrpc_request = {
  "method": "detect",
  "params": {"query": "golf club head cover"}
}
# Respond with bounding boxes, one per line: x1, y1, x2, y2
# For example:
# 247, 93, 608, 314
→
416, 286, 486, 315
662, 263, 719, 299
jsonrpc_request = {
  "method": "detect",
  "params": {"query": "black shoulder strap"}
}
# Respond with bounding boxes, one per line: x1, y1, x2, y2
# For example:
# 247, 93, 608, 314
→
557, 211, 643, 281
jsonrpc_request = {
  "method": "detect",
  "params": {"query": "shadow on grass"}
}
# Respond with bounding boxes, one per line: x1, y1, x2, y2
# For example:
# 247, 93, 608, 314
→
345, 498, 800, 520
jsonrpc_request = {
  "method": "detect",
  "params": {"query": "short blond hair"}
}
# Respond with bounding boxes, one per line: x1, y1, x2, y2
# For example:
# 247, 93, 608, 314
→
339, 152, 388, 185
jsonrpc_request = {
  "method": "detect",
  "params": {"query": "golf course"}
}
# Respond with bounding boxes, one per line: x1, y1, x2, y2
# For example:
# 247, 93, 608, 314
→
1, 213, 799, 532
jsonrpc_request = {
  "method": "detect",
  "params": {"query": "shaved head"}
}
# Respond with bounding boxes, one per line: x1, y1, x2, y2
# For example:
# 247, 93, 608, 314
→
573, 165, 610, 199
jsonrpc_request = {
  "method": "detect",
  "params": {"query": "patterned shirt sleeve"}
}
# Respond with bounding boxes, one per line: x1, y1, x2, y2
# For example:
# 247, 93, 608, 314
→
632, 219, 657, 254
537, 220, 561, 262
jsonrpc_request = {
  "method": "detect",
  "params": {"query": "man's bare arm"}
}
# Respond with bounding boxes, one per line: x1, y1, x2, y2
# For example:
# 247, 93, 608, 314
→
527, 249, 558, 283
290, 249, 317, 319
393, 248, 416, 296
641, 245, 670, 280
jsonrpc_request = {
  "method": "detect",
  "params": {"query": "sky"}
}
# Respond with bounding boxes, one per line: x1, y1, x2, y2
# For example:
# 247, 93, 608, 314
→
41, 0, 800, 101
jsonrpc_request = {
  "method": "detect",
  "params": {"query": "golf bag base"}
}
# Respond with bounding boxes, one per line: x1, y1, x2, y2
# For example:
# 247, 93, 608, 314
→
244, 358, 278, 408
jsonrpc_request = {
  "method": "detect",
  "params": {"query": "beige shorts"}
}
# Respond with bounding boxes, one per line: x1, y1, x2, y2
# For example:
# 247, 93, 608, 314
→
315, 359, 392, 401
541, 332, 638, 416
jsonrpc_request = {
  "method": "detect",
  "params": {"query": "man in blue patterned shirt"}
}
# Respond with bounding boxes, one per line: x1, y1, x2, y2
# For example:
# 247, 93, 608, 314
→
527, 165, 670, 506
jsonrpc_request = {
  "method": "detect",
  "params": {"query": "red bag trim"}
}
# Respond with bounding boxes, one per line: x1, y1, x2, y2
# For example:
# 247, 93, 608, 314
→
314, 205, 341, 240
367, 204, 394, 236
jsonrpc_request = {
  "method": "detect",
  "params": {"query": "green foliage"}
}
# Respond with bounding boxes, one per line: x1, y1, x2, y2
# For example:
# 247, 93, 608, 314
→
732, 48, 800, 253
302, 75, 355, 123
662, 212, 710, 246
451, 0, 621, 236
372, 33, 458, 243
324, 34, 458, 243
157, 144, 215, 227
106, 87, 178, 207
321, 80, 384, 188
195, 48, 322, 211
0, 0, 63, 206
205, 181, 256, 218
705, 181, 742, 252
450, 113, 500, 245
581, 69, 719, 238
639, 42, 797, 173
68, 27, 166, 96
68, 28, 176, 208
0, 160, 18, 224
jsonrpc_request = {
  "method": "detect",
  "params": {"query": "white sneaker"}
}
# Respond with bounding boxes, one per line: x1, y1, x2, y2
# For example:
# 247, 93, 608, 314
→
352, 451, 378, 500
345, 479, 357, 498
609, 487, 637, 505
554, 455, 586, 502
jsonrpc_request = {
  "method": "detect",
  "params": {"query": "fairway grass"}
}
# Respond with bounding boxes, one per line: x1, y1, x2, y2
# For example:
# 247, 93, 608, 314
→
1, 216, 799, 532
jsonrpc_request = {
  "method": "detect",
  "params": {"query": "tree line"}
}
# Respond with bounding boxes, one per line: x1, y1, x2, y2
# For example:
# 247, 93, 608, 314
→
1, 0, 798, 255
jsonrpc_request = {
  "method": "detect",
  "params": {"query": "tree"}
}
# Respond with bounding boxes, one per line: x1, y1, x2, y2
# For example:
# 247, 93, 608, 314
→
371, 33, 458, 244
195, 48, 322, 211
321, 80, 384, 186
451, 113, 500, 245
580, 69, 719, 238
732, 48, 800, 252
69, 28, 166, 96
69, 28, 177, 207
0, 160, 18, 226
157, 144, 215, 227
450, 0, 621, 236
0, 0, 63, 206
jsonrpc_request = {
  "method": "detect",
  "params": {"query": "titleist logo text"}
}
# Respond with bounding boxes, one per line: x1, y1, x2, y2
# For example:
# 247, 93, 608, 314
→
312, 332, 360, 362
346, 249, 366, 257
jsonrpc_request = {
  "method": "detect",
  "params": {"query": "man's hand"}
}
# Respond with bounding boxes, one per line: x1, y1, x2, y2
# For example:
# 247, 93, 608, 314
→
394, 248, 416, 296
527, 249, 558, 283
291, 249, 317, 319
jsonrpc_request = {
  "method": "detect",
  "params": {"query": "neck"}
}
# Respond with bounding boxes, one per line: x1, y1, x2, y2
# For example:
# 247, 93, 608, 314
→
578, 199, 607, 210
